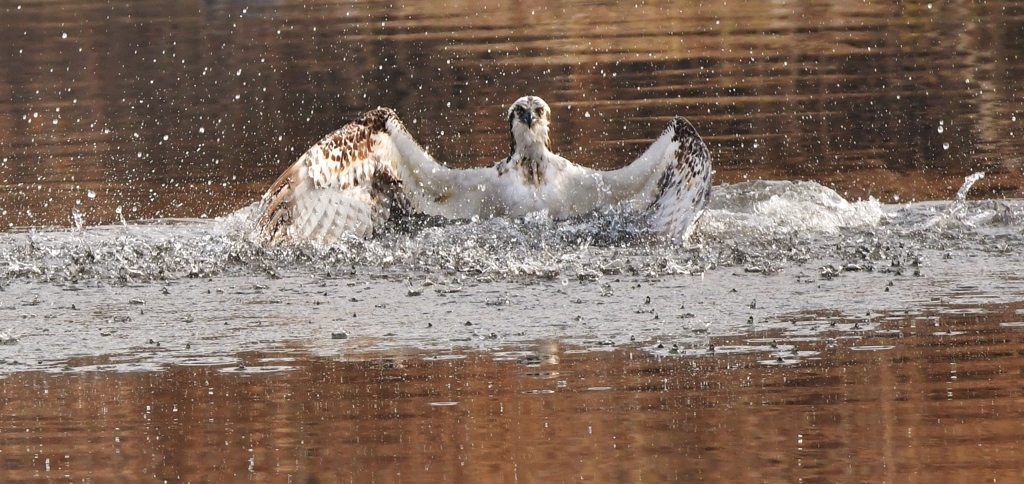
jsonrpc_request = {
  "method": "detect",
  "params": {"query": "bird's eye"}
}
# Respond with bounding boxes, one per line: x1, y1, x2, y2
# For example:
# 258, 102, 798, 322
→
535, 107, 544, 116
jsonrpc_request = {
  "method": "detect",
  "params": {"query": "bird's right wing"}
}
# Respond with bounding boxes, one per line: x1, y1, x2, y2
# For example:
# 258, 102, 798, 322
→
253, 108, 408, 244
253, 108, 495, 244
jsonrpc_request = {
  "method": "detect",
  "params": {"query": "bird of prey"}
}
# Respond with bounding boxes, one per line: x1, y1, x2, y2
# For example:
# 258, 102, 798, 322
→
253, 96, 711, 244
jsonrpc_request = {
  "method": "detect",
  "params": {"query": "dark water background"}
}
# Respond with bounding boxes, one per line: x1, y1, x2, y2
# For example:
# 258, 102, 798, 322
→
2, 0, 1024, 481
1, 0, 1022, 228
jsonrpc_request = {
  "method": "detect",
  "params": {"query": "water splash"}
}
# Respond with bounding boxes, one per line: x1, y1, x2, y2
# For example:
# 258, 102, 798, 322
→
0, 179, 1020, 284
927, 172, 986, 229
698, 180, 883, 237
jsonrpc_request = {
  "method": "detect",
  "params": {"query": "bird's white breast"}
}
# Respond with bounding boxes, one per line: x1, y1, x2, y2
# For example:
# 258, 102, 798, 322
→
486, 155, 598, 219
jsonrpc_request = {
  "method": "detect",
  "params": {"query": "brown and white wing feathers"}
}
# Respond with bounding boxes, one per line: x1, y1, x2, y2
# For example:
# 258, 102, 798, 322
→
596, 116, 712, 241
254, 108, 411, 244
646, 117, 712, 240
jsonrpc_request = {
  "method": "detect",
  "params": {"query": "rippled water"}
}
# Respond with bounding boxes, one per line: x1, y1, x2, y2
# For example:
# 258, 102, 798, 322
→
2, 0, 1022, 227
2, 0, 1024, 481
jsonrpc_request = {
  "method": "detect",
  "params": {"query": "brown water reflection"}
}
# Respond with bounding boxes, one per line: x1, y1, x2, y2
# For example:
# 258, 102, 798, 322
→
1, 0, 1023, 227
4, 1, 1024, 481
2, 302, 1024, 481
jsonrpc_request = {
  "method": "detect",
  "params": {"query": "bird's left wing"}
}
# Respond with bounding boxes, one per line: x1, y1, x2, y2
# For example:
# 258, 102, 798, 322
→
598, 117, 712, 241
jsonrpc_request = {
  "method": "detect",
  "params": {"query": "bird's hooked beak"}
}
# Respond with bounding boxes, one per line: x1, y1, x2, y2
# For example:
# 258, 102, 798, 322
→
518, 108, 534, 128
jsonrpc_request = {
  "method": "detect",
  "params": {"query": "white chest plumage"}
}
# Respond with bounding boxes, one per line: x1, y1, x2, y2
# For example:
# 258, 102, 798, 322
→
486, 153, 572, 218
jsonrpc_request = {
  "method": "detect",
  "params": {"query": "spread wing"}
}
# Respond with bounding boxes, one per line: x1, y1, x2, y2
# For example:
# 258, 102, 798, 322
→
254, 108, 404, 244
595, 117, 712, 241
253, 108, 497, 244
645, 118, 712, 240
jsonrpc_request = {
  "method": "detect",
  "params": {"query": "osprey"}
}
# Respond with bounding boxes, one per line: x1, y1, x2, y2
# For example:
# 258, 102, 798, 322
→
254, 96, 711, 244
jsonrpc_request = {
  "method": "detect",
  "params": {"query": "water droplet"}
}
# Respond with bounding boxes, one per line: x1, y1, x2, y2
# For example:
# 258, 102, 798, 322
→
943, 142, 950, 150
87, 190, 96, 199
584, 112, 591, 118
62, 32, 67, 39
937, 126, 944, 133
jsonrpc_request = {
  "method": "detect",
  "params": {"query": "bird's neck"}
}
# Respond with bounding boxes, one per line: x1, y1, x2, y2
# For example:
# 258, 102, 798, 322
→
507, 125, 552, 185
511, 139, 551, 186
515, 140, 549, 162
511, 123, 550, 159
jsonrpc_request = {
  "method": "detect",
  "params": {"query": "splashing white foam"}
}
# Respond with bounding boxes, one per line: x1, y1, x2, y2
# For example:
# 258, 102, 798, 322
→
3, 177, 1021, 284
696, 180, 883, 238
927, 172, 986, 229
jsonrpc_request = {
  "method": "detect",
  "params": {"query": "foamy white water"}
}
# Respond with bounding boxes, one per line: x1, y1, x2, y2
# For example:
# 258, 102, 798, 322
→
2, 177, 1018, 283
0, 176, 1021, 373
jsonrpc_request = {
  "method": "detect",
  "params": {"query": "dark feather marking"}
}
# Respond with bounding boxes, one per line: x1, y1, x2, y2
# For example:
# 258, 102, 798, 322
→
507, 111, 516, 160
517, 156, 545, 185
370, 166, 413, 226
255, 162, 301, 243
495, 159, 510, 176
651, 116, 712, 210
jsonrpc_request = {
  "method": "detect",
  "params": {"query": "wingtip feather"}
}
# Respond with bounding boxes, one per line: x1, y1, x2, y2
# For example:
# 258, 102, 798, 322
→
649, 116, 713, 242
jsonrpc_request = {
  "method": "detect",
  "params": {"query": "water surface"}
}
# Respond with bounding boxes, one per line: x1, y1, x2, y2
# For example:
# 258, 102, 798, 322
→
2, 0, 1024, 481
1, 0, 1022, 227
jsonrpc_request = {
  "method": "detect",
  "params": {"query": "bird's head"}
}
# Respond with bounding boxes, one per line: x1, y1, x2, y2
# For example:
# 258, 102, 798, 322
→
507, 95, 551, 158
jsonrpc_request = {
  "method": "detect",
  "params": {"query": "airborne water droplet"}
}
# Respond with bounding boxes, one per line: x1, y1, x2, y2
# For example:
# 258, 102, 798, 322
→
942, 142, 950, 150
87, 190, 96, 199
937, 126, 944, 133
